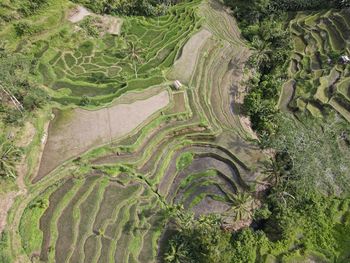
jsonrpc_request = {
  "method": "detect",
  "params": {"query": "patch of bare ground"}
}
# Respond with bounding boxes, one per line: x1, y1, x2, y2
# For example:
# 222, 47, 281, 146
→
169, 92, 186, 114
68, 6, 91, 23
16, 122, 36, 148
0, 192, 17, 235
35, 90, 170, 182
68, 6, 123, 35
168, 29, 212, 84
278, 79, 296, 112
234, 69, 259, 140
101, 15, 123, 35
192, 197, 231, 215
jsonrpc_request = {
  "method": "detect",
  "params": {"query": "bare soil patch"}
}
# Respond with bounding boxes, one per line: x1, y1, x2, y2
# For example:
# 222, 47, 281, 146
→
68, 6, 123, 35
169, 92, 186, 114
101, 15, 123, 35
168, 29, 212, 84
0, 191, 16, 234
278, 79, 296, 112
35, 90, 169, 182
68, 6, 91, 23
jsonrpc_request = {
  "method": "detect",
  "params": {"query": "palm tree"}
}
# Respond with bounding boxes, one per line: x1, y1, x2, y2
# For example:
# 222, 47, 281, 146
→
0, 139, 21, 178
164, 240, 191, 263
250, 36, 272, 68
225, 192, 255, 221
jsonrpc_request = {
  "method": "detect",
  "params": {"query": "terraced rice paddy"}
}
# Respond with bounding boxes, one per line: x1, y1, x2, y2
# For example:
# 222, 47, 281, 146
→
37, 0, 201, 105
281, 8, 350, 121
35, 88, 170, 183
12, 0, 268, 262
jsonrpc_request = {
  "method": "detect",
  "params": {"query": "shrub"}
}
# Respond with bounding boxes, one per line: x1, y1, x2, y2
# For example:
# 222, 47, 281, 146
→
22, 88, 49, 111
3, 109, 23, 125
176, 152, 193, 171
79, 16, 100, 38
14, 21, 32, 36
19, 0, 49, 16
79, 95, 91, 106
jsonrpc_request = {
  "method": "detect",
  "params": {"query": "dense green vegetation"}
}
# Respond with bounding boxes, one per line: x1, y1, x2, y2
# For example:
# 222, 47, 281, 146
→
0, 138, 22, 178
0, 50, 48, 178
71, 0, 182, 16
165, 113, 350, 262
225, 0, 350, 136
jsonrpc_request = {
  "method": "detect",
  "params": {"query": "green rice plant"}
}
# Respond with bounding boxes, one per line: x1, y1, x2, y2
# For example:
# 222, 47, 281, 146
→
179, 170, 218, 189
176, 152, 193, 171
126, 76, 164, 90
19, 187, 55, 255
64, 53, 76, 68
79, 41, 94, 57
318, 20, 346, 51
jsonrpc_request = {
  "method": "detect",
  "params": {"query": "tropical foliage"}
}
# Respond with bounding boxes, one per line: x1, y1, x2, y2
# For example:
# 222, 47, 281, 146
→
0, 138, 21, 178
0, 51, 49, 124
71, 0, 181, 16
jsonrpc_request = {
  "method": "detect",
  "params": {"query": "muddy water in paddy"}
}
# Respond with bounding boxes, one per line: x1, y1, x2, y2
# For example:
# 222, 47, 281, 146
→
165, 155, 245, 215
35, 91, 169, 182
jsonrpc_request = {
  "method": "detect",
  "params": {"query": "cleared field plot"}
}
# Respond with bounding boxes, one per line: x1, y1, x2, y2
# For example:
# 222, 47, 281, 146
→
172, 92, 186, 113
278, 80, 296, 112
68, 6, 91, 23
35, 90, 169, 182
287, 10, 350, 121
167, 29, 212, 84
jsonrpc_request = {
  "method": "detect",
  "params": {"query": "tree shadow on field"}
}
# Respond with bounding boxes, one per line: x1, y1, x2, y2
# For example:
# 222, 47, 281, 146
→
209, 0, 226, 13
228, 56, 244, 71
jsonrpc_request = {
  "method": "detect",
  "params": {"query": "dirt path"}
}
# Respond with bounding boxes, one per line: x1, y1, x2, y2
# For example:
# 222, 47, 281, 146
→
35, 90, 170, 182
0, 192, 17, 234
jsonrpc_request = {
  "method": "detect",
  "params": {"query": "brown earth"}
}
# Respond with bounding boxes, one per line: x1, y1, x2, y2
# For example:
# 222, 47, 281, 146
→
35, 90, 170, 182
167, 29, 212, 84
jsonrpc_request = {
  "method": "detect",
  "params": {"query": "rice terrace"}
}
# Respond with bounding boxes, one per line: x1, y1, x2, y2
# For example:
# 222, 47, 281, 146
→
1, 0, 350, 263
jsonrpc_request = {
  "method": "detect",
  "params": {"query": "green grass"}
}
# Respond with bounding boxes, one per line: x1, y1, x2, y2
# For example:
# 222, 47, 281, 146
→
19, 186, 55, 255
0, 178, 18, 194
176, 152, 194, 171
0, 230, 12, 263
179, 170, 218, 189
19, 203, 46, 254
